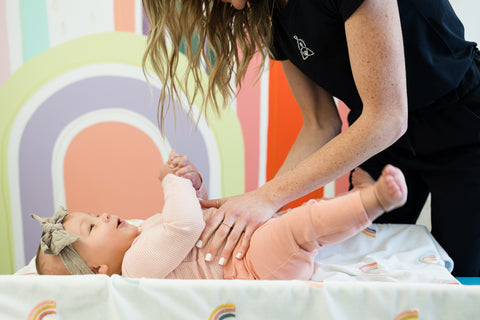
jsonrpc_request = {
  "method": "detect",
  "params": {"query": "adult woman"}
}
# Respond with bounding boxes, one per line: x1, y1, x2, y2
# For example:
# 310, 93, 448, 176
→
142, 0, 480, 276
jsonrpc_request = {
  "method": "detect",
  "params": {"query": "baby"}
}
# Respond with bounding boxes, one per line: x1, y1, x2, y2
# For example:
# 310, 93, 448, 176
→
33, 151, 407, 280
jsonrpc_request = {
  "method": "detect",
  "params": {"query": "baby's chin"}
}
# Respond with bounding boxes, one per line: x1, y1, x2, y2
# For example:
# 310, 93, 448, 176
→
133, 226, 141, 237
128, 225, 141, 243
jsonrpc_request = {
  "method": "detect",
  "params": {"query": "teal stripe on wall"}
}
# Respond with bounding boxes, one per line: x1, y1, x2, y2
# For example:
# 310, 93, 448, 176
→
21, 0, 50, 62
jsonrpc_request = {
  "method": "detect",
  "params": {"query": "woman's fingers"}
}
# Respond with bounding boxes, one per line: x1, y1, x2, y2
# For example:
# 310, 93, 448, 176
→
203, 215, 238, 264
195, 206, 224, 249
231, 226, 254, 260
217, 221, 246, 265
200, 198, 224, 209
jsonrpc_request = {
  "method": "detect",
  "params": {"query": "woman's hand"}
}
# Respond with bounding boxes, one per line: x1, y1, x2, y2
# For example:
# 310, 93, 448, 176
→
198, 189, 277, 265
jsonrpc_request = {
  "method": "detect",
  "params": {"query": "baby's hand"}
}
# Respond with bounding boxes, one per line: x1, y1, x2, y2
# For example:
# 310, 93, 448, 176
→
158, 162, 175, 182
167, 150, 203, 192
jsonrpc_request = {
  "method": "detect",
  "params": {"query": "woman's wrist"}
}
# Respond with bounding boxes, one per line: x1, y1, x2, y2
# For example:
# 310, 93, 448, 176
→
257, 179, 287, 213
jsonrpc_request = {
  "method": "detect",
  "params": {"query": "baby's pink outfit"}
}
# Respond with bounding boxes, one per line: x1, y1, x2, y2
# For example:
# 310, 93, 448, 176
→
122, 174, 371, 280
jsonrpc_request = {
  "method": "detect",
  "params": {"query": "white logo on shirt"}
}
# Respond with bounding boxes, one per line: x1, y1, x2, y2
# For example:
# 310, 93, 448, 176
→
294, 35, 314, 60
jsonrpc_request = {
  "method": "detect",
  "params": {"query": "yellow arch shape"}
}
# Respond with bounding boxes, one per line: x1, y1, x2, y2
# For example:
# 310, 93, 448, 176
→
0, 32, 244, 273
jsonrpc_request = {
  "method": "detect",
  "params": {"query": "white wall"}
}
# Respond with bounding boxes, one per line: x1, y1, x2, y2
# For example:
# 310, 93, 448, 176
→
450, 0, 480, 43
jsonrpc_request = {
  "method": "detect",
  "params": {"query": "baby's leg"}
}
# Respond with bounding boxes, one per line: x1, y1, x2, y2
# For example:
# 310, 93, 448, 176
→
245, 165, 407, 280
245, 192, 369, 280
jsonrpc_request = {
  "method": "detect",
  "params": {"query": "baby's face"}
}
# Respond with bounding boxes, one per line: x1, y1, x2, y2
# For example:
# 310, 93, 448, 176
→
63, 212, 139, 275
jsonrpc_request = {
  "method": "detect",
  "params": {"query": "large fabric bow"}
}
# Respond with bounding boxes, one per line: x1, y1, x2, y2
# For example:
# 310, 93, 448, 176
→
32, 206, 78, 255
32, 206, 94, 275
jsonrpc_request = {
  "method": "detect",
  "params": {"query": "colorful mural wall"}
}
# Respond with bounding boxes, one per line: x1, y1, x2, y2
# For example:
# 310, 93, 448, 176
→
1, 0, 479, 274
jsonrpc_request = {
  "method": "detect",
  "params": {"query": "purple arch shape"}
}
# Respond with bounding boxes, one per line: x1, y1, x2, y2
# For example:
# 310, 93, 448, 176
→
20, 76, 210, 261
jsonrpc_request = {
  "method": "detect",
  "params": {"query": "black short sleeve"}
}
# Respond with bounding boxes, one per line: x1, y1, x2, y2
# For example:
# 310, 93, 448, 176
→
270, 6, 288, 60
327, 0, 365, 22
269, 0, 478, 112
270, 0, 365, 60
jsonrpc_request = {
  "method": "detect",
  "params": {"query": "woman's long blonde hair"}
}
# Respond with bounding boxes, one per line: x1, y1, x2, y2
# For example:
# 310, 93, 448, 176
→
142, 0, 284, 132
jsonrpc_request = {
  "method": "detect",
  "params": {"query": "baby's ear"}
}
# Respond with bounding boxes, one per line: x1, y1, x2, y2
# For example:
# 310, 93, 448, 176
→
92, 264, 109, 275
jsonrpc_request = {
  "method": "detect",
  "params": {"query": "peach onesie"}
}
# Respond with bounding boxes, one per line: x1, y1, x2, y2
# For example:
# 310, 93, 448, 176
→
122, 174, 371, 280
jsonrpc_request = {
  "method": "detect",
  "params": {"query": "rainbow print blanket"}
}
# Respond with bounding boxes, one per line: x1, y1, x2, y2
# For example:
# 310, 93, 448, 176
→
4, 224, 480, 319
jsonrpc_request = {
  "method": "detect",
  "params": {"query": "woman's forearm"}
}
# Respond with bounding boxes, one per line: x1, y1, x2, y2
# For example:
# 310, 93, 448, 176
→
260, 109, 405, 210
275, 123, 339, 178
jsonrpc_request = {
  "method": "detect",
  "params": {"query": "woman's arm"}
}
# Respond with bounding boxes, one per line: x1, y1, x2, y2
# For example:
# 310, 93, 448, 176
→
275, 60, 342, 177
199, 0, 407, 265
263, 0, 408, 208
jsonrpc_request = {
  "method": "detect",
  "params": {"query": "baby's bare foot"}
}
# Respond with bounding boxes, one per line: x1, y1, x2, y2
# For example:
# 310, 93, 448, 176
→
374, 165, 407, 212
351, 167, 375, 189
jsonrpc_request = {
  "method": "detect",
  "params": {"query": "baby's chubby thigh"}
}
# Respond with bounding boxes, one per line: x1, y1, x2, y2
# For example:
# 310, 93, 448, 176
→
245, 205, 320, 280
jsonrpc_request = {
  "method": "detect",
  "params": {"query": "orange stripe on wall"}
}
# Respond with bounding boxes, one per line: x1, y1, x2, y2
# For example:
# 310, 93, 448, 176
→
267, 61, 324, 209
114, 0, 135, 32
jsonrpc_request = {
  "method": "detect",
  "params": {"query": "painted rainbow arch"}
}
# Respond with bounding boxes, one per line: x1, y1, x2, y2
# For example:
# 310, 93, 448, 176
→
209, 303, 236, 320
393, 309, 419, 320
361, 226, 377, 238
0, 32, 244, 271
27, 300, 57, 320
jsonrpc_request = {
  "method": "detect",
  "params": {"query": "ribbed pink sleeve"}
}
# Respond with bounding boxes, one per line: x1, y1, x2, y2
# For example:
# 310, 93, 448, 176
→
122, 174, 205, 278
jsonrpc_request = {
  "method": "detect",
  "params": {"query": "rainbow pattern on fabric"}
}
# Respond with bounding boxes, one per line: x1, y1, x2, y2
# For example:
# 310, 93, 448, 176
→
418, 253, 439, 264
394, 309, 419, 320
209, 303, 236, 320
359, 262, 380, 274
436, 279, 460, 285
303, 281, 324, 289
361, 227, 377, 238
27, 300, 57, 320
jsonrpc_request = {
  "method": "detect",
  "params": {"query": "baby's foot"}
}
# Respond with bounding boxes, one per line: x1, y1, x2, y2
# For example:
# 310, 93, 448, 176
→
373, 165, 407, 212
351, 167, 375, 189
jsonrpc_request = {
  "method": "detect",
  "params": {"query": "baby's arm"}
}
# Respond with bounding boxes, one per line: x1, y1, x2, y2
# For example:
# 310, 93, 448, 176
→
165, 150, 208, 200
122, 174, 205, 278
